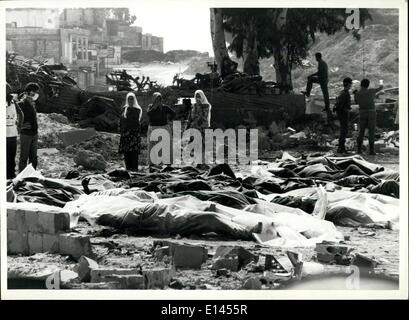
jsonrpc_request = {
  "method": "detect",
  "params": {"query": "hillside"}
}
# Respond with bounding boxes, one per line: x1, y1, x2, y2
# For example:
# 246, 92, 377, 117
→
183, 9, 399, 94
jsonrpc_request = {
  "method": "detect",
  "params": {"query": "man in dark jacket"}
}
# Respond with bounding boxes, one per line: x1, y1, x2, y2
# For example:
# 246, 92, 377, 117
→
302, 52, 330, 114
334, 77, 352, 154
354, 78, 383, 155
18, 82, 40, 172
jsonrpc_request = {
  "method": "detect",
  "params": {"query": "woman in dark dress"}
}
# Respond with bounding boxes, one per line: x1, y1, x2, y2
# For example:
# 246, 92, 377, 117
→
119, 92, 142, 171
147, 92, 175, 166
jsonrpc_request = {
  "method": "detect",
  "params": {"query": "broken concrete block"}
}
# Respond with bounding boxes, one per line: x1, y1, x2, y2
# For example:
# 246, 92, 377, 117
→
25, 210, 41, 233
77, 256, 99, 282
211, 255, 239, 272
58, 270, 80, 288
74, 149, 107, 171
38, 211, 70, 234
7, 208, 18, 230
90, 267, 141, 283
60, 270, 79, 283
8, 208, 26, 232
315, 243, 352, 264
173, 244, 207, 269
59, 233, 93, 260
103, 275, 145, 289
126, 275, 145, 289
58, 128, 96, 147
7, 229, 28, 255
69, 282, 122, 289
42, 233, 60, 253
143, 268, 175, 289
214, 246, 258, 269
28, 232, 43, 254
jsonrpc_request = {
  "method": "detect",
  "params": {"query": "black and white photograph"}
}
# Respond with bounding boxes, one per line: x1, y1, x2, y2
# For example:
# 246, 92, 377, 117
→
1, 0, 407, 300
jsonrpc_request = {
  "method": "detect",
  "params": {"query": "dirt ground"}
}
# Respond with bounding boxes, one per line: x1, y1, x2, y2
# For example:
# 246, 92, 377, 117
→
7, 147, 400, 290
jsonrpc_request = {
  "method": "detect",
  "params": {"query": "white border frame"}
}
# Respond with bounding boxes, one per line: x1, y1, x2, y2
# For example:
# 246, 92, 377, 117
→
1, 0, 407, 300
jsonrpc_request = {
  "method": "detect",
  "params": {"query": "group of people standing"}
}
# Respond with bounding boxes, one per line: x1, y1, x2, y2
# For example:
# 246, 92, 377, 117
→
6, 60, 384, 178
118, 89, 212, 171
6, 82, 41, 179
304, 52, 384, 156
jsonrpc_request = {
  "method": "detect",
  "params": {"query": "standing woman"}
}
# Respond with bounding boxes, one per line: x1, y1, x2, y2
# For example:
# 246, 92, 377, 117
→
188, 90, 212, 134
147, 92, 175, 166
6, 83, 23, 179
119, 92, 142, 171
187, 90, 212, 164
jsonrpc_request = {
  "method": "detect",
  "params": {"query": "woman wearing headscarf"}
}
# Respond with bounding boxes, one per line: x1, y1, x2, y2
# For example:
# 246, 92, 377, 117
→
147, 92, 175, 166
187, 90, 212, 134
186, 90, 212, 164
118, 92, 142, 171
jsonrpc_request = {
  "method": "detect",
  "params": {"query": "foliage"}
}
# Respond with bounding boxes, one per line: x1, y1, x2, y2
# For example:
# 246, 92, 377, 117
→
221, 8, 372, 68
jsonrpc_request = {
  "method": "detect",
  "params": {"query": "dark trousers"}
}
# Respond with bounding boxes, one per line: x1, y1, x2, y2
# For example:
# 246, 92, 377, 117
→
337, 111, 349, 151
7, 137, 17, 179
124, 151, 139, 171
19, 134, 38, 172
357, 111, 376, 150
306, 75, 330, 110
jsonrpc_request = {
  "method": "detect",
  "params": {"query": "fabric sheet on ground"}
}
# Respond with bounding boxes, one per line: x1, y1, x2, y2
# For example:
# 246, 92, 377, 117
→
9, 155, 400, 246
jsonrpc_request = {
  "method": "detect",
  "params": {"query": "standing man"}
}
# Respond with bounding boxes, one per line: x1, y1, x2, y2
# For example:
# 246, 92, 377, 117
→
302, 53, 330, 115
6, 83, 23, 179
334, 77, 352, 154
18, 82, 40, 172
354, 78, 383, 155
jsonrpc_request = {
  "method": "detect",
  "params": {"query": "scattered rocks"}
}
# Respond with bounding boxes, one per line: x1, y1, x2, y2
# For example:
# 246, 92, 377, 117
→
211, 255, 239, 272
216, 268, 229, 277
59, 233, 94, 261
214, 246, 258, 269
152, 241, 207, 269
74, 149, 107, 171
242, 277, 262, 289
315, 242, 352, 265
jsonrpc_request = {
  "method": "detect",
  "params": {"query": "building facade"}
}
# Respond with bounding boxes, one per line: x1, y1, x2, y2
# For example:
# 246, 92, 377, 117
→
6, 8, 60, 29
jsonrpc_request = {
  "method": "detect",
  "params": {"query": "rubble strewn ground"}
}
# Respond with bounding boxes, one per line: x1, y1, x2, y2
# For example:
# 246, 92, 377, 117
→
7, 112, 400, 290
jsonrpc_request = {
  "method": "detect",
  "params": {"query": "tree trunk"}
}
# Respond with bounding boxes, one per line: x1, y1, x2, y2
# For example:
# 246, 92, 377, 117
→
243, 40, 260, 75
210, 8, 232, 74
242, 17, 260, 76
273, 46, 292, 90
272, 9, 293, 89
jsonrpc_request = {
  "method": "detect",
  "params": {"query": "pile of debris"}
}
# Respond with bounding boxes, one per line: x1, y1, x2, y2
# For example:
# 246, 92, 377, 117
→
330, 130, 399, 154
257, 117, 336, 153
6, 52, 78, 112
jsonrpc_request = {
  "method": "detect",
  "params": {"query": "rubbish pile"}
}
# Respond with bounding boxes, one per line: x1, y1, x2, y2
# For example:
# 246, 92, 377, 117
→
6, 52, 78, 111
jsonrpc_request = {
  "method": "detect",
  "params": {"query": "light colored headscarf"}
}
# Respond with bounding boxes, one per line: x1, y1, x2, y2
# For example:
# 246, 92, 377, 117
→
123, 92, 142, 121
151, 92, 162, 107
194, 90, 212, 126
